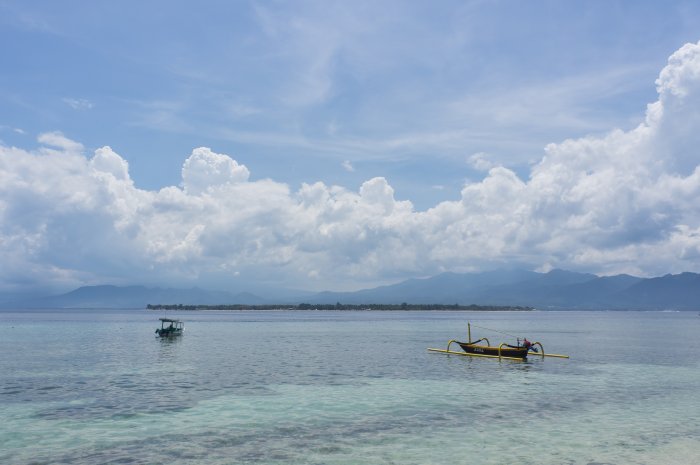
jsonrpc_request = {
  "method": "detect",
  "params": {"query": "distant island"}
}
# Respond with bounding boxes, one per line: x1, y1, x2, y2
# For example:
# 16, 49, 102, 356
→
146, 303, 533, 311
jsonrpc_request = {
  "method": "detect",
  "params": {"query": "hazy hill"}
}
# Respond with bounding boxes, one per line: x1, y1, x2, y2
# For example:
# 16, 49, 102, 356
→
312, 269, 539, 304
307, 269, 699, 310
608, 272, 700, 309
1, 285, 266, 309
311, 269, 594, 306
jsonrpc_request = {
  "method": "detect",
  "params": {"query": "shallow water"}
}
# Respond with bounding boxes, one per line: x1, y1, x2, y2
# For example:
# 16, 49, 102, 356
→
1, 309, 699, 464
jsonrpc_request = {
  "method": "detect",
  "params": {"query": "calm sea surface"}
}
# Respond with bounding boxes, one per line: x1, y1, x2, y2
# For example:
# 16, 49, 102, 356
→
1, 309, 699, 465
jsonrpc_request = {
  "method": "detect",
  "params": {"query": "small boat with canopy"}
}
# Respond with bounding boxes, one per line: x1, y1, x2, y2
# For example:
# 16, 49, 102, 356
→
428, 322, 568, 361
155, 318, 184, 337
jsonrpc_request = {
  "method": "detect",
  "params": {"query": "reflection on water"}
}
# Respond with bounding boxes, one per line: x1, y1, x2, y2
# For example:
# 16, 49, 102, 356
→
157, 334, 183, 355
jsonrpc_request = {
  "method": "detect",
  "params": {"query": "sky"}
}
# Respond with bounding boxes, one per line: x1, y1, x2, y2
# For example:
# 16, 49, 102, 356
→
2, 1, 700, 296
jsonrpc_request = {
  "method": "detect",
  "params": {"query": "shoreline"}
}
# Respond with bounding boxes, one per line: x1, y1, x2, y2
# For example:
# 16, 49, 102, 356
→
146, 303, 534, 311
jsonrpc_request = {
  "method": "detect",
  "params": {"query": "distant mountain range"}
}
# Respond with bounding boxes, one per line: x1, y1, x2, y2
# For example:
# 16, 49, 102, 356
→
2, 269, 699, 310
312, 269, 700, 310
0, 285, 266, 309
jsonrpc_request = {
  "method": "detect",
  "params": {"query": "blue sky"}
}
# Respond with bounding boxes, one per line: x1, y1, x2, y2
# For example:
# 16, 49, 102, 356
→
3, 0, 698, 207
2, 1, 700, 295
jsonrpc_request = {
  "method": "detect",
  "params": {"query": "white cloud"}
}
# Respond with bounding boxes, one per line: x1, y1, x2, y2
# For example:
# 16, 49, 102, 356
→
2, 41, 700, 292
253, 3, 341, 106
181, 147, 250, 195
62, 98, 93, 110
37, 131, 84, 153
90, 146, 130, 182
468, 152, 496, 171
341, 160, 354, 172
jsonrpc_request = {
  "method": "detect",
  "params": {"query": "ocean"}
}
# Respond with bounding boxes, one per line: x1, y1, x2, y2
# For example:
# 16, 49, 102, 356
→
1, 309, 699, 464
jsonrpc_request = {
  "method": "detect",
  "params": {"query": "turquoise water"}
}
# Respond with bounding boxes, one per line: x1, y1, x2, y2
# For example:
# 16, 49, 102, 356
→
1, 310, 699, 464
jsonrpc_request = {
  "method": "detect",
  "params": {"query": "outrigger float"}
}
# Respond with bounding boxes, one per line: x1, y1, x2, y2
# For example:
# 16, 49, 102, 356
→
428, 323, 569, 361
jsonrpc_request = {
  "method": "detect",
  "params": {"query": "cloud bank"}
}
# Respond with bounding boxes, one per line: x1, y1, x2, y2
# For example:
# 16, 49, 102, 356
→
2, 41, 700, 293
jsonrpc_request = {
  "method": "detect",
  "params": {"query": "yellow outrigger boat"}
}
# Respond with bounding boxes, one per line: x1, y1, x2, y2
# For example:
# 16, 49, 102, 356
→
428, 323, 569, 361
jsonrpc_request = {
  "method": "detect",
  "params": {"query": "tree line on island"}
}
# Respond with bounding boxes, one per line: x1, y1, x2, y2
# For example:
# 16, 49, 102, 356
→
146, 303, 533, 311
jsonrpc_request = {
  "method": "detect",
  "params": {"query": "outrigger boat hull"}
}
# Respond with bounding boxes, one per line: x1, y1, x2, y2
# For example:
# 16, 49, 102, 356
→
457, 342, 529, 359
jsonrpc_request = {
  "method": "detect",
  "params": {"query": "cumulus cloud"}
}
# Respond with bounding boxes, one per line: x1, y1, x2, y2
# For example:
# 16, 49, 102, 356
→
2, 41, 700, 292
181, 147, 250, 195
90, 146, 131, 181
